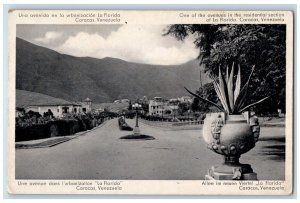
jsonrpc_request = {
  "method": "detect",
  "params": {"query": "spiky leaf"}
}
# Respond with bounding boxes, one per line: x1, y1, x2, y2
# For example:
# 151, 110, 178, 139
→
227, 62, 235, 111
213, 81, 229, 113
226, 65, 229, 82
218, 66, 231, 113
234, 64, 241, 103
184, 87, 224, 112
238, 96, 271, 113
233, 65, 255, 112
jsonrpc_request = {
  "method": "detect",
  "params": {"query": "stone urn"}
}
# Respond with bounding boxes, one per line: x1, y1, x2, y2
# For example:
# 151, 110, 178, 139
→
203, 112, 260, 180
185, 62, 269, 180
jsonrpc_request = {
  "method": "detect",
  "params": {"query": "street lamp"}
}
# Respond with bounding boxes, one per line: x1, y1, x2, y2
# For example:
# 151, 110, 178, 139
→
132, 103, 142, 136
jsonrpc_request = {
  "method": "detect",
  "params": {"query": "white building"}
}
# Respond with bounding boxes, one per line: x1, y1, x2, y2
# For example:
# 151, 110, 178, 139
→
148, 96, 192, 117
149, 97, 164, 116
21, 97, 92, 118
166, 102, 179, 112
114, 99, 130, 103
178, 96, 192, 103
79, 98, 92, 113
139, 96, 149, 104
25, 103, 82, 118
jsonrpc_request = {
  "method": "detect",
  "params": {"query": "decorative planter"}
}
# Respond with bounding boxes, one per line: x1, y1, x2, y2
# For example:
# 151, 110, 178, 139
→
184, 62, 267, 180
203, 112, 260, 180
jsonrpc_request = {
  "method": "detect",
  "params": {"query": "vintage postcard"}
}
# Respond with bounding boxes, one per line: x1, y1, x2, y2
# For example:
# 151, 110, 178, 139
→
7, 10, 293, 195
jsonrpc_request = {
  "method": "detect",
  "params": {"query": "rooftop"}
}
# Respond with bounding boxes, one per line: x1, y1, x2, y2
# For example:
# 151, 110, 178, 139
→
84, 98, 92, 102
16, 89, 81, 108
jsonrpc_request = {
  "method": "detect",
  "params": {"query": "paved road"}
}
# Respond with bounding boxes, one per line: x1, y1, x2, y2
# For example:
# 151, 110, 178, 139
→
16, 118, 285, 180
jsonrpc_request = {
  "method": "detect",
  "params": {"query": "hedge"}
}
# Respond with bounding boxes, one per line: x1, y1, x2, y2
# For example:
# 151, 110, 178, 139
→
118, 117, 133, 131
15, 118, 99, 142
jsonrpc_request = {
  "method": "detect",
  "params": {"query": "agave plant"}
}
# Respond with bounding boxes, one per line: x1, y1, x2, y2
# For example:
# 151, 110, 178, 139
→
185, 63, 270, 115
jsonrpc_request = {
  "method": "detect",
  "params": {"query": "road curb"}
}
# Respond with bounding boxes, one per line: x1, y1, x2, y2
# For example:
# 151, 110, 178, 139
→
140, 119, 203, 131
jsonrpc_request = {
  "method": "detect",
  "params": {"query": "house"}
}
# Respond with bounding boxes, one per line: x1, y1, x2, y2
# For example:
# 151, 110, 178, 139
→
18, 97, 92, 118
149, 96, 186, 116
178, 96, 192, 103
138, 96, 149, 105
166, 99, 180, 112
149, 97, 164, 116
25, 102, 82, 118
93, 107, 105, 114
114, 99, 130, 104
78, 98, 92, 113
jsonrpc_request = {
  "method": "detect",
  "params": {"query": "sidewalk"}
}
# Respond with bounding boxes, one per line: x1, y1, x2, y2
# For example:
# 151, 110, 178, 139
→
15, 120, 108, 149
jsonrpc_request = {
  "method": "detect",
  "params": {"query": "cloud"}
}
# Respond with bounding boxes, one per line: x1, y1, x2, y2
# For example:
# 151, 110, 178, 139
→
55, 25, 198, 65
35, 31, 63, 44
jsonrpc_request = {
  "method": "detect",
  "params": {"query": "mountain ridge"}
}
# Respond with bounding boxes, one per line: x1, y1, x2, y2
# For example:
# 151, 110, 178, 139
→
16, 37, 211, 103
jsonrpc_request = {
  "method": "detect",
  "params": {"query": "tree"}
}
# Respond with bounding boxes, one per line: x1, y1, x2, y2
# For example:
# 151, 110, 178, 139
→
196, 82, 218, 113
164, 109, 172, 115
141, 103, 149, 114
191, 98, 200, 112
128, 101, 132, 111
178, 102, 190, 115
165, 24, 286, 114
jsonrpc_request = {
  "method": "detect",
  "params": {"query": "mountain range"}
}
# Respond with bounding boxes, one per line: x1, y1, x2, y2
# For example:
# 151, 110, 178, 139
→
16, 37, 210, 103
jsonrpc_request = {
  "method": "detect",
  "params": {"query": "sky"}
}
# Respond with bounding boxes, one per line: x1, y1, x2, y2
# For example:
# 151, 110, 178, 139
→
17, 24, 199, 65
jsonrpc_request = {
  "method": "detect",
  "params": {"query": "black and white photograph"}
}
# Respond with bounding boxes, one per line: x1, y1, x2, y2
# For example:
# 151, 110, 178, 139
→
8, 10, 293, 195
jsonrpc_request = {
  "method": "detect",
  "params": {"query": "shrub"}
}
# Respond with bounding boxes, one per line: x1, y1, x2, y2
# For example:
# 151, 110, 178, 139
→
15, 110, 114, 142
15, 123, 51, 142
118, 117, 133, 131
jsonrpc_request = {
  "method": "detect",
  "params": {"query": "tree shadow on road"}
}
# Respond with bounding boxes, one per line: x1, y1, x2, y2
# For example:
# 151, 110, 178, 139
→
259, 137, 285, 142
259, 144, 285, 161
257, 136, 285, 161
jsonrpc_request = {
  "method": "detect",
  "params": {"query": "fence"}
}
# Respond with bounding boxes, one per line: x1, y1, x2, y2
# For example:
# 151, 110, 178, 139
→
171, 120, 204, 126
140, 118, 204, 129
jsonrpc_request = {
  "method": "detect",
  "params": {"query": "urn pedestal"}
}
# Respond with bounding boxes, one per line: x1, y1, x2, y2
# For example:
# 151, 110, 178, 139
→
203, 112, 260, 180
205, 156, 258, 180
